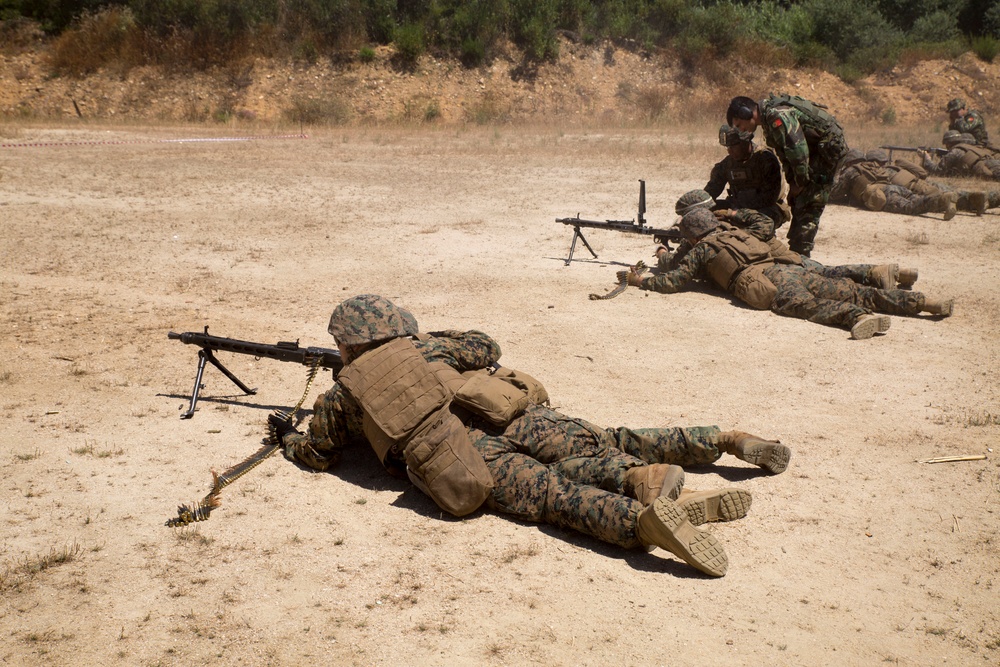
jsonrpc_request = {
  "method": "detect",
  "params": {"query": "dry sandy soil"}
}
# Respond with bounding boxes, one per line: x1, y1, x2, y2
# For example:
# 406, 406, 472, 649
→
1, 121, 999, 667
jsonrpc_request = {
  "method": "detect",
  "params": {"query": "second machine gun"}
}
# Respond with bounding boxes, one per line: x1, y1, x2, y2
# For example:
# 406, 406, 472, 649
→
556, 180, 683, 265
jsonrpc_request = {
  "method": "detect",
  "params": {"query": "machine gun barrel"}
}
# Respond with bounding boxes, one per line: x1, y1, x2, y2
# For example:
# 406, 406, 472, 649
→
168, 327, 342, 418
556, 180, 681, 264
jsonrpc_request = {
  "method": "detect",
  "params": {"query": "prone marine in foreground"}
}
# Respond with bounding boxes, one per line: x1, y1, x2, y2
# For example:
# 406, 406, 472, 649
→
272, 294, 793, 577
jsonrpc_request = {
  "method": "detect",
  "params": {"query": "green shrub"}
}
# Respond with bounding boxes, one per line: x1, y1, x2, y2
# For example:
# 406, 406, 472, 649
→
47, 6, 138, 76
802, 0, 902, 63
987, 2, 1000, 38
881, 106, 897, 125
393, 22, 424, 67
358, 45, 375, 62
460, 37, 485, 67
971, 35, 1000, 63
908, 10, 961, 43
284, 95, 350, 125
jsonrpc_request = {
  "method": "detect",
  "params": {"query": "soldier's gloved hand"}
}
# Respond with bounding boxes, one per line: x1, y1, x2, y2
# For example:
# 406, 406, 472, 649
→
653, 245, 669, 258
626, 268, 645, 287
713, 209, 732, 220
268, 413, 301, 444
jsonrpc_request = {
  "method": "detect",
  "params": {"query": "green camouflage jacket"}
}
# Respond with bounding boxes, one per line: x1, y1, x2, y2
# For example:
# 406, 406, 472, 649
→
950, 109, 989, 147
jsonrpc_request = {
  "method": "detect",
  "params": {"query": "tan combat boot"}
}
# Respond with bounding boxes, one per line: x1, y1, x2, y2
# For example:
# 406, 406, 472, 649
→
867, 264, 898, 289
969, 191, 988, 216
867, 264, 919, 290
934, 193, 958, 220
716, 431, 791, 474
624, 464, 685, 506
636, 497, 728, 577
676, 488, 752, 525
921, 297, 954, 317
897, 268, 918, 289
850, 313, 892, 340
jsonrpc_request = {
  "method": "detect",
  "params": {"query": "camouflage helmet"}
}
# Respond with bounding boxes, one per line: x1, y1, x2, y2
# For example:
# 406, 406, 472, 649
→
946, 98, 965, 113
675, 189, 715, 216
328, 294, 419, 346
679, 207, 720, 240
865, 149, 889, 164
842, 148, 866, 166
956, 132, 977, 145
942, 130, 963, 146
718, 124, 753, 147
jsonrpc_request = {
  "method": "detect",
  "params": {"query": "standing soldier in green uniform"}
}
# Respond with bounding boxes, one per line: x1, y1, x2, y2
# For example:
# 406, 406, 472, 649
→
727, 94, 850, 257
946, 98, 990, 147
272, 294, 793, 577
705, 124, 789, 228
625, 208, 954, 340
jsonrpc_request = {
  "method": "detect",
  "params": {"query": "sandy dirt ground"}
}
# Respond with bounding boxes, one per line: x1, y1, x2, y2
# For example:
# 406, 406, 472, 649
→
1, 123, 998, 666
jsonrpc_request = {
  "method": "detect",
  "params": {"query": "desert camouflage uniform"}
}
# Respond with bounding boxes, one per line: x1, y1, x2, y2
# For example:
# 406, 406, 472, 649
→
639, 210, 926, 332
923, 143, 1000, 181
758, 95, 849, 256
284, 331, 727, 548
949, 109, 989, 147
704, 144, 786, 227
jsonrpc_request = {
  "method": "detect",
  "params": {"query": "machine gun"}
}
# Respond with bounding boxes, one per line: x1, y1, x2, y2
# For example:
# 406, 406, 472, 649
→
556, 180, 683, 265
168, 327, 343, 419
880, 145, 949, 162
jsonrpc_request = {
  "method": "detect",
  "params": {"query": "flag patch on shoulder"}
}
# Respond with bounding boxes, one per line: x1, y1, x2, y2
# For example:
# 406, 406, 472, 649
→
771, 119, 783, 128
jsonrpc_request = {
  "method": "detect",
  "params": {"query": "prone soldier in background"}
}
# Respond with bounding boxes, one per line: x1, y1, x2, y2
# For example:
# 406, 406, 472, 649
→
921, 131, 1000, 185
946, 98, 990, 147
660, 189, 917, 291
626, 208, 953, 340
832, 149, 972, 219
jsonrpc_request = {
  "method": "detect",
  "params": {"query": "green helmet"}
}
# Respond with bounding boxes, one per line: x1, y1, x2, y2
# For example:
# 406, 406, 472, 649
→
946, 98, 964, 113
675, 189, 714, 216
865, 149, 889, 164
328, 294, 419, 346
956, 133, 976, 145
842, 148, 866, 166
679, 208, 720, 240
942, 130, 963, 146
718, 124, 753, 147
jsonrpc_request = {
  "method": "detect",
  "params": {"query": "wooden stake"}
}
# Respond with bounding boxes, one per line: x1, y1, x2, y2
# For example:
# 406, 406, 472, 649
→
915, 454, 987, 464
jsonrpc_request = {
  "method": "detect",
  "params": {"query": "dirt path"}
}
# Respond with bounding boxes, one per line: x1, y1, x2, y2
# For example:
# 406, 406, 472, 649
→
1, 123, 998, 666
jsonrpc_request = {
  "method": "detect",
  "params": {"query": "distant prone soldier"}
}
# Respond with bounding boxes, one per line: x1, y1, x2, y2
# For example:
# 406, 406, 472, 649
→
921, 131, 1000, 184
626, 207, 953, 340
833, 148, 992, 218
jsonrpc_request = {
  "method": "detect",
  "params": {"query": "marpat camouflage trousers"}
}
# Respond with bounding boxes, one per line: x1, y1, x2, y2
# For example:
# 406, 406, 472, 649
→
468, 404, 722, 548
764, 264, 924, 329
787, 180, 832, 256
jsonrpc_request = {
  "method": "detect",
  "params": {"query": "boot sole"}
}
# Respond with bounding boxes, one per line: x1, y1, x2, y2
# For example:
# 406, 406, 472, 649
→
741, 442, 791, 475
851, 315, 891, 340
678, 489, 753, 525
642, 498, 728, 577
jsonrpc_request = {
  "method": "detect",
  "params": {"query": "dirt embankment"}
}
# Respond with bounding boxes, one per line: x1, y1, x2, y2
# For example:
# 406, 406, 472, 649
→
0, 36, 998, 127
